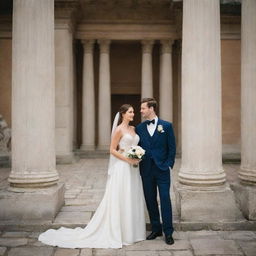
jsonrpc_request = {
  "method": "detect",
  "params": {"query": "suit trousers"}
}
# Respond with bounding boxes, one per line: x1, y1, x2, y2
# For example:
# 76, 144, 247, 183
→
141, 159, 173, 236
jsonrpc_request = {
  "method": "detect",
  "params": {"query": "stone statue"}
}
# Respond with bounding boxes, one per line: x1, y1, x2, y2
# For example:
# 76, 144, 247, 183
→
0, 114, 11, 154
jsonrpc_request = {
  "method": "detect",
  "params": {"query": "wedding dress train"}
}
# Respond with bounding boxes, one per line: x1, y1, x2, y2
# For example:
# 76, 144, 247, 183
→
38, 133, 146, 248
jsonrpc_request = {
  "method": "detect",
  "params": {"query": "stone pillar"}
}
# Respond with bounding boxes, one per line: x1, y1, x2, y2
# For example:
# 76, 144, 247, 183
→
175, 0, 243, 224
159, 40, 173, 122
232, 0, 256, 221
80, 40, 95, 151
239, 0, 256, 185
2, 0, 64, 224
55, 20, 76, 164
98, 39, 111, 150
141, 40, 154, 99
179, 0, 225, 186
9, 0, 59, 188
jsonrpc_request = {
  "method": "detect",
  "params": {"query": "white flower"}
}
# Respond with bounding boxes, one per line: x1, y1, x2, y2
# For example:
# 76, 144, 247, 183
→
127, 146, 145, 159
157, 124, 164, 133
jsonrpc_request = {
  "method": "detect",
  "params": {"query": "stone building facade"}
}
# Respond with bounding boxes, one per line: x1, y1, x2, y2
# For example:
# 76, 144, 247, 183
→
0, 0, 255, 224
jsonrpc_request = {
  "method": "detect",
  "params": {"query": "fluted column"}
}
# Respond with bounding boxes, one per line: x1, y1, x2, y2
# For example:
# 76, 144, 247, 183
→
239, 0, 256, 184
179, 0, 226, 186
141, 40, 154, 98
80, 40, 95, 151
9, 0, 59, 187
159, 40, 173, 122
98, 39, 111, 150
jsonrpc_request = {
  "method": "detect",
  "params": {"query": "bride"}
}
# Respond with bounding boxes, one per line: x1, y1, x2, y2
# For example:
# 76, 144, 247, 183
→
38, 104, 146, 248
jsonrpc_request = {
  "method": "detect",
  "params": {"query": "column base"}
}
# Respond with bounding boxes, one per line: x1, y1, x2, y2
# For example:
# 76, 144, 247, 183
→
0, 183, 65, 223
174, 183, 244, 222
178, 168, 226, 186
238, 167, 256, 184
56, 152, 78, 164
230, 183, 256, 220
8, 170, 59, 188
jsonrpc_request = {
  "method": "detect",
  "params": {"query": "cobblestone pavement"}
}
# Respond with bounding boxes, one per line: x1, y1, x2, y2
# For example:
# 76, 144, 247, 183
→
0, 230, 256, 256
0, 159, 256, 255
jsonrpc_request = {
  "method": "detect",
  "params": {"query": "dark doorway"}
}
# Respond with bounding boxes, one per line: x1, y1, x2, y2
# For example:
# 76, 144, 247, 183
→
111, 94, 141, 127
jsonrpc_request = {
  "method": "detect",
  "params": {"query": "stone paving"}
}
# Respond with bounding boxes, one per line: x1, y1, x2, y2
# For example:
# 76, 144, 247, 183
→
0, 159, 256, 255
0, 230, 256, 255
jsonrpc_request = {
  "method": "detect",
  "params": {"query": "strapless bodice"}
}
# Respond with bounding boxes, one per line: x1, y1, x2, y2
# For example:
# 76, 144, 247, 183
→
119, 133, 140, 152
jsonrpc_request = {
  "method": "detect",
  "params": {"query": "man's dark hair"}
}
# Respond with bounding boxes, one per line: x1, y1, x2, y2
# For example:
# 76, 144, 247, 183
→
141, 98, 157, 111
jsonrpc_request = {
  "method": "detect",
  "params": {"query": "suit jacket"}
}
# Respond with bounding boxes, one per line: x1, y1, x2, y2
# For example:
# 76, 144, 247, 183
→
136, 119, 176, 177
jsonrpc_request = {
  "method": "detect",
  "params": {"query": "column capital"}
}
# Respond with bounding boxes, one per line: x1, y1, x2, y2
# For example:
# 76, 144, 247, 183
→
160, 39, 174, 54
81, 39, 95, 53
98, 39, 111, 54
141, 40, 154, 53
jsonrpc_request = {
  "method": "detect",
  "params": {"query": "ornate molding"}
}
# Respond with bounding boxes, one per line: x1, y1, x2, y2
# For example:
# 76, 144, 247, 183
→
141, 40, 154, 53
81, 39, 95, 53
55, 0, 81, 34
98, 39, 111, 53
160, 39, 174, 54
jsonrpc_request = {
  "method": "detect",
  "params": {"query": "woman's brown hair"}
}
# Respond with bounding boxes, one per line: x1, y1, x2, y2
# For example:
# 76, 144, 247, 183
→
117, 104, 133, 125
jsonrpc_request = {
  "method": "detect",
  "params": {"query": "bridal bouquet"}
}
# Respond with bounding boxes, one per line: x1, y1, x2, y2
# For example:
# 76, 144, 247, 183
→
127, 146, 146, 167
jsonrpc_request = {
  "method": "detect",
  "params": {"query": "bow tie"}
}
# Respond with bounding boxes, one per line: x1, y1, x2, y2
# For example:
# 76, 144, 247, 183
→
146, 119, 155, 125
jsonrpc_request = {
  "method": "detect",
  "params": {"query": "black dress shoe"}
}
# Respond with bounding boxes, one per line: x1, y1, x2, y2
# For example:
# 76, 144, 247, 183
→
146, 231, 163, 240
165, 234, 174, 245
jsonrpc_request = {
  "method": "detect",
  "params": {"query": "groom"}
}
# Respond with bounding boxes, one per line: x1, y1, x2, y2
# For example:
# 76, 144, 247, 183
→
136, 98, 176, 245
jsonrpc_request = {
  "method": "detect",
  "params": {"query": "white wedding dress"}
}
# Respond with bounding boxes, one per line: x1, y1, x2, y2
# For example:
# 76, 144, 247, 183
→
38, 133, 146, 249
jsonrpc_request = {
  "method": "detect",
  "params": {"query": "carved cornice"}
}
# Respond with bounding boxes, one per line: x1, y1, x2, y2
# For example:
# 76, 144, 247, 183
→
76, 22, 178, 40
54, 0, 81, 33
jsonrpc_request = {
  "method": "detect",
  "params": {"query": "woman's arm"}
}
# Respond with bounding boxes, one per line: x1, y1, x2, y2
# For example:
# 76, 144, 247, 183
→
110, 128, 140, 165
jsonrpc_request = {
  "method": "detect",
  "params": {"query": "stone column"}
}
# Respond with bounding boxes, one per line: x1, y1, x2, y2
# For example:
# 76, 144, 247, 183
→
239, 0, 256, 184
175, 0, 243, 223
231, 0, 256, 221
9, 0, 59, 187
80, 40, 95, 151
55, 20, 75, 164
179, 0, 225, 186
159, 40, 173, 122
98, 39, 111, 150
141, 40, 154, 99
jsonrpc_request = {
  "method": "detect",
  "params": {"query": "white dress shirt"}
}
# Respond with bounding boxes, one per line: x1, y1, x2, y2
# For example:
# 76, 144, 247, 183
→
147, 116, 158, 137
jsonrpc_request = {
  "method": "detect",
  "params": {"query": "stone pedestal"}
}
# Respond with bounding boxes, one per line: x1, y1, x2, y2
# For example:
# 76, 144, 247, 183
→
230, 183, 256, 220
98, 39, 111, 150
141, 40, 154, 99
175, 184, 244, 223
0, 184, 65, 223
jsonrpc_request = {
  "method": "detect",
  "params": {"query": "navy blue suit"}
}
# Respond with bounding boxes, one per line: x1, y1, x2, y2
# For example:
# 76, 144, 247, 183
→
136, 119, 176, 236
